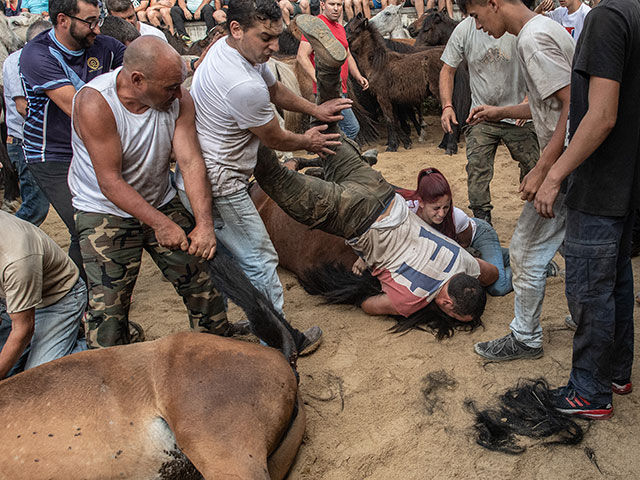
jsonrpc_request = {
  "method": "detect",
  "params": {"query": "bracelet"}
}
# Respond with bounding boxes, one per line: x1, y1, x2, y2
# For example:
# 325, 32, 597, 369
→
442, 104, 454, 112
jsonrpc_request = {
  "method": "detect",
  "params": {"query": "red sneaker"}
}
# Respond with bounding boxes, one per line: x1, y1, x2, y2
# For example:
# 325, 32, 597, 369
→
612, 380, 633, 395
552, 386, 613, 420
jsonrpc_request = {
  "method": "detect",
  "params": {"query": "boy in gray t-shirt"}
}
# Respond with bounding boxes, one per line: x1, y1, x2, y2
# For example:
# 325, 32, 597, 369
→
455, 0, 574, 362
440, 16, 539, 225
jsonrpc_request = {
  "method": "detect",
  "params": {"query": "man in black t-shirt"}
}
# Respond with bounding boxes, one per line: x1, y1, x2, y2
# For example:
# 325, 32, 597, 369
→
534, 0, 640, 420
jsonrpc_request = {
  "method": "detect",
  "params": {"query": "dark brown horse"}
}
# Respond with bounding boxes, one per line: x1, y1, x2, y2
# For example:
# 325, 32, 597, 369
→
346, 16, 444, 152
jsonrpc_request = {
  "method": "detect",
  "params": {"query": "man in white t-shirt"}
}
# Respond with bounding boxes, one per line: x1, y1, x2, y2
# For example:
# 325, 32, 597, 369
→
107, 0, 168, 41
458, 0, 575, 361
69, 37, 232, 348
178, 2, 352, 355
535, 0, 590, 41
440, 16, 539, 226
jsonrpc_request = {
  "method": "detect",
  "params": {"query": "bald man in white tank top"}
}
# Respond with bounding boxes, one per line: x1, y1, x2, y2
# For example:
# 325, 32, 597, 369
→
69, 36, 231, 349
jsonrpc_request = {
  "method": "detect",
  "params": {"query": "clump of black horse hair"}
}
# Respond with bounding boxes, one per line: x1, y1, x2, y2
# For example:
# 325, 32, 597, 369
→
207, 252, 298, 369
298, 262, 482, 340
465, 378, 588, 454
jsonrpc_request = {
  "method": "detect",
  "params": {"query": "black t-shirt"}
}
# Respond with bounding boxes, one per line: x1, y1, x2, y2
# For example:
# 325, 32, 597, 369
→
565, 0, 640, 217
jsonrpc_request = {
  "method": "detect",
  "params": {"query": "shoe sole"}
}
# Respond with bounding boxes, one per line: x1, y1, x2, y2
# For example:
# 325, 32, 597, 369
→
299, 336, 322, 356
473, 343, 543, 362
295, 15, 347, 67
612, 383, 633, 395
556, 407, 613, 420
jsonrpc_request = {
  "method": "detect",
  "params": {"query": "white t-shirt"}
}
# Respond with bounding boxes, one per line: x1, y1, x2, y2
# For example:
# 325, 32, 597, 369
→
189, 37, 276, 197
516, 15, 575, 149
441, 17, 527, 121
546, 3, 591, 41
350, 195, 480, 317
139, 22, 168, 42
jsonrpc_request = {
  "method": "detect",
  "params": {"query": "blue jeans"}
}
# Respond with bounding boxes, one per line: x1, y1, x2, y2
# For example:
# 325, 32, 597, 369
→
7, 141, 49, 226
509, 195, 567, 348
178, 188, 285, 316
470, 217, 512, 296
338, 94, 360, 140
0, 278, 87, 377
565, 208, 634, 404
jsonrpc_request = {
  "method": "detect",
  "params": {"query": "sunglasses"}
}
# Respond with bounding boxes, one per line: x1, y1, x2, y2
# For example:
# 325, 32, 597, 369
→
66, 14, 104, 29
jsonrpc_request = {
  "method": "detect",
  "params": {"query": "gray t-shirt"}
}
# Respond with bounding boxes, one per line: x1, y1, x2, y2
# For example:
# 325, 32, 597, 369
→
441, 17, 527, 122
516, 15, 575, 149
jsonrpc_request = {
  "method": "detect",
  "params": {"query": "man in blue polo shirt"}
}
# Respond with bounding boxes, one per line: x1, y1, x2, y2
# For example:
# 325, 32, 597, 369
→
20, 0, 125, 280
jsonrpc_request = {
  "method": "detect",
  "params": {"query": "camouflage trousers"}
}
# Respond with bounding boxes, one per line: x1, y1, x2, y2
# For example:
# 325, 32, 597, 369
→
254, 135, 395, 240
76, 196, 228, 349
464, 121, 539, 212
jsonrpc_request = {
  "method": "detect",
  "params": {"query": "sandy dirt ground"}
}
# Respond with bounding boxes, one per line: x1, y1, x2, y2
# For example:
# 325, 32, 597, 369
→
37, 118, 640, 479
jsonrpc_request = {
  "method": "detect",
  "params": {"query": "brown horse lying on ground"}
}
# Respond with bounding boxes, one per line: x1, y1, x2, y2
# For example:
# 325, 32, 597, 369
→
0, 332, 305, 480
251, 177, 357, 277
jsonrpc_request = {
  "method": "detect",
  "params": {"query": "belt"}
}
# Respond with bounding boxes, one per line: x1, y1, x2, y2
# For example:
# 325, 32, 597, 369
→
6, 136, 22, 145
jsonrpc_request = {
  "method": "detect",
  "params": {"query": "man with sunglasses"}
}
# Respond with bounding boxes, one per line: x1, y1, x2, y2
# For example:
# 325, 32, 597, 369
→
19, 0, 125, 281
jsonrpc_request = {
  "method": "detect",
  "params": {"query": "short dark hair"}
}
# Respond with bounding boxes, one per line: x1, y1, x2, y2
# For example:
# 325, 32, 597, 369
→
447, 273, 487, 321
106, 0, 133, 13
100, 15, 140, 44
226, 0, 281, 31
456, 0, 484, 14
26, 19, 52, 42
457, 0, 528, 14
50, 0, 100, 25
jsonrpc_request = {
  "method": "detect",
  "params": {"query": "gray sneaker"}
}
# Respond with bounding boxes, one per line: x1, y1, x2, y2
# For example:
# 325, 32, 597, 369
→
298, 326, 323, 356
474, 332, 543, 361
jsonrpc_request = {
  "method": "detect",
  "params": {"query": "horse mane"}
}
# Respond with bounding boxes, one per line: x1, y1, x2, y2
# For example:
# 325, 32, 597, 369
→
298, 262, 482, 340
384, 38, 416, 53
466, 378, 588, 454
361, 23, 389, 71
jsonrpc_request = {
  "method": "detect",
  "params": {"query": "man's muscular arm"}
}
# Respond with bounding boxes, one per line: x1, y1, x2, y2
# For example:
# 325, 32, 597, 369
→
268, 80, 351, 124
249, 116, 342, 155
173, 88, 217, 259
73, 88, 189, 251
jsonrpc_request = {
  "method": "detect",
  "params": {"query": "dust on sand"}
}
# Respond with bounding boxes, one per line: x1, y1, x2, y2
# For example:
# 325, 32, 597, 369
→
38, 118, 640, 479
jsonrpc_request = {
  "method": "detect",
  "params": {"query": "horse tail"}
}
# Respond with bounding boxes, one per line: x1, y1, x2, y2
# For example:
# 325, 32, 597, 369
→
348, 79, 381, 145
299, 262, 382, 306
207, 253, 298, 370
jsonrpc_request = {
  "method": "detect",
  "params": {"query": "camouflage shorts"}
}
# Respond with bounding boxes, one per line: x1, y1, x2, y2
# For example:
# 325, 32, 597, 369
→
464, 121, 540, 212
76, 196, 228, 349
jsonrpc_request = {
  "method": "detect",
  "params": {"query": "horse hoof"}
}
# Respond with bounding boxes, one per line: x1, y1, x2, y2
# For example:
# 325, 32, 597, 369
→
386, 145, 398, 152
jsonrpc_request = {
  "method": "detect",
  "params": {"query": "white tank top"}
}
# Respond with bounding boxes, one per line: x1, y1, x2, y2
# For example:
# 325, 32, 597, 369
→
69, 67, 178, 217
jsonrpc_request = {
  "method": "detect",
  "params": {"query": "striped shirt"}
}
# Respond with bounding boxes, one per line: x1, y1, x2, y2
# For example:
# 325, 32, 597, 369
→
19, 29, 125, 163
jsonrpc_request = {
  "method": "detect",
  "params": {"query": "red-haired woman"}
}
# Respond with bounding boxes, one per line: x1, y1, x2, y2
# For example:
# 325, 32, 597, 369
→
398, 167, 512, 296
